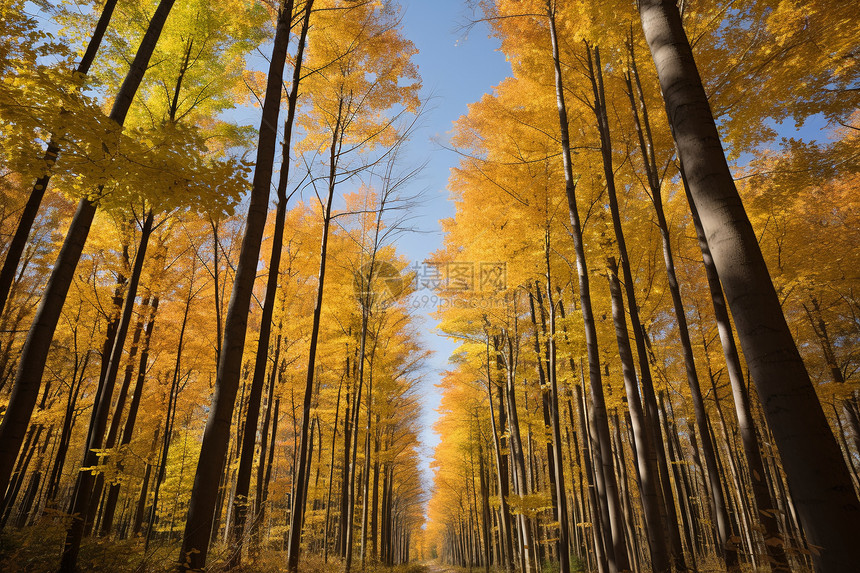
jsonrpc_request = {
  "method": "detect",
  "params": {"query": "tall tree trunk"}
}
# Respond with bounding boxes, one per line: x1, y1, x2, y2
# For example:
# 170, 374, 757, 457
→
45, 349, 91, 507
638, 2, 860, 569
217, 365, 251, 545
60, 211, 154, 573
346, 244, 385, 573
707, 372, 759, 568
0, 0, 175, 509
370, 422, 381, 561
89, 295, 150, 537
685, 179, 788, 570
578, 375, 609, 573
132, 428, 159, 538
337, 365, 354, 557
547, 8, 627, 570
543, 279, 571, 573
477, 420, 493, 573
606, 257, 671, 572
323, 377, 344, 562
486, 338, 514, 573
592, 29, 740, 568
500, 333, 535, 573
359, 352, 378, 567
15, 425, 53, 527
659, 391, 698, 566
228, 1, 309, 563
177, 1, 294, 569
1, 422, 44, 526
528, 286, 559, 558
101, 295, 159, 537
623, 42, 696, 573
253, 385, 279, 553
145, 306, 189, 552
210, 219, 224, 363
611, 413, 640, 571
287, 89, 341, 573
250, 334, 281, 554
557, 298, 607, 572
594, 37, 696, 573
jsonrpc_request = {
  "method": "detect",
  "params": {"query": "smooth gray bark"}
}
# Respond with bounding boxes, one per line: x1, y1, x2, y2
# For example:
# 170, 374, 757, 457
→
638, 1, 860, 570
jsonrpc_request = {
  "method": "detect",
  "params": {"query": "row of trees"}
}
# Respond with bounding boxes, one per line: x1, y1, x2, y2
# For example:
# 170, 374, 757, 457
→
426, 1, 859, 573
0, 0, 428, 571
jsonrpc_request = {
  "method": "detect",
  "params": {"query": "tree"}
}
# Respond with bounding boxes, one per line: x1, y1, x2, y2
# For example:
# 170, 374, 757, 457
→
637, 1, 860, 570
177, 1, 295, 569
0, 0, 177, 511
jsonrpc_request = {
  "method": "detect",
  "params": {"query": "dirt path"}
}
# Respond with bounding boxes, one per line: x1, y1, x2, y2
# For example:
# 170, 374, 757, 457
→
423, 562, 457, 573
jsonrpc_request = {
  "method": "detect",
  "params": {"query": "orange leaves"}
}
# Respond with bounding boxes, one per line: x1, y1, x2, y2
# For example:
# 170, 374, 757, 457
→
296, 0, 420, 155
239, 70, 268, 108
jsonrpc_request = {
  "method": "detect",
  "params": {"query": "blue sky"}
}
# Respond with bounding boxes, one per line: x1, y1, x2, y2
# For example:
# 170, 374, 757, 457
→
385, 1, 511, 482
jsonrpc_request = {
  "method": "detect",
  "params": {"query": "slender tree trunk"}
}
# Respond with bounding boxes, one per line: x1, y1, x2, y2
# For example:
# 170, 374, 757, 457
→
606, 257, 670, 572
345, 272, 380, 572
60, 211, 154, 573
639, 2, 860, 569
501, 333, 535, 573
101, 296, 158, 537
486, 338, 514, 573
685, 180, 789, 570
177, 2, 294, 569
547, 10, 627, 570
359, 358, 377, 568
323, 377, 343, 562
623, 43, 695, 573
595, 38, 695, 573
45, 350, 91, 507
337, 368, 354, 556
708, 375, 759, 567
287, 87, 340, 573
133, 428, 159, 538
88, 295, 149, 537
659, 391, 698, 565
257, 396, 279, 550
217, 365, 251, 545
1, 422, 44, 526
589, 33, 739, 568
612, 413, 640, 571
565, 399, 585, 560
210, 219, 223, 363
228, 1, 309, 563
146, 291, 192, 551
579, 377, 609, 573
371, 423, 381, 561
15, 425, 52, 527
250, 335, 281, 554
477, 423, 492, 573
72, 272, 126, 520
543, 280, 571, 573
